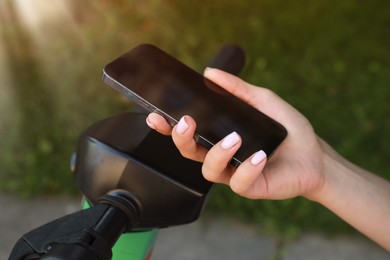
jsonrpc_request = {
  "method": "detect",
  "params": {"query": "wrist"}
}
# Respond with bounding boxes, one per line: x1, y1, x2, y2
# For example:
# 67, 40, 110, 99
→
303, 138, 342, 203
303, 139, 390, 250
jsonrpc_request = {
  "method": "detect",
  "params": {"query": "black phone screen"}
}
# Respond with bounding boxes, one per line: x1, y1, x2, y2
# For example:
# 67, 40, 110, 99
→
103, 44, 287, 165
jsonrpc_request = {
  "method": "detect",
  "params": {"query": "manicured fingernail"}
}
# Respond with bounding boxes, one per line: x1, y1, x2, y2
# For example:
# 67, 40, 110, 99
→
146, 116, 155, 130
221, 132, 240, 149
176, 116, 189, 134
251, 150, 267, 166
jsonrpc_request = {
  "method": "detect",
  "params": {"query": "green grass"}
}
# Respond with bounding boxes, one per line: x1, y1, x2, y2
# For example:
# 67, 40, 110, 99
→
0, 0, 389, 241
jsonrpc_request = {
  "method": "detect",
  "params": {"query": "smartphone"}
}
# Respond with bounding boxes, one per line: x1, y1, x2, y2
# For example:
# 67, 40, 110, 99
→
102, 44, 287, 167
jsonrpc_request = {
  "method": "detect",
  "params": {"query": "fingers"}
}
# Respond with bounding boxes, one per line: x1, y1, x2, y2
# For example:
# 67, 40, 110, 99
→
229, 150, 267, 199
147, 112, 270, 198
146, 112, 172, 135
146, 113, 207, 162
204, 67, 257, 107
201, 132, 268, 197
204, 68, 296, 127
202, 132, 242, 184
172, 116, 208, 162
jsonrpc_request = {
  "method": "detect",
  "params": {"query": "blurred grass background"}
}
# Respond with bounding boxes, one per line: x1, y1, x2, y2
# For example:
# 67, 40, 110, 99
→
0, 0, 389, 242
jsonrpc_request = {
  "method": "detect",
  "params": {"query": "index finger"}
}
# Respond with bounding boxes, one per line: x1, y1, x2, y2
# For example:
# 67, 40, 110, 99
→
146, 112, 173, 135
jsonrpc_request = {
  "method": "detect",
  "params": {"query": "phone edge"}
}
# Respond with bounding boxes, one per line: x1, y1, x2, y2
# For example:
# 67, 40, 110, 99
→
101, 69, 242, 167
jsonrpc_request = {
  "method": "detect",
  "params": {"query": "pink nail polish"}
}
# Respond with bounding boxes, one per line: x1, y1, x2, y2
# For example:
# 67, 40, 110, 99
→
221, 132, 240, 149
146, 117, 156, 130
251, 150, 266, 166
176, 116, 189, 134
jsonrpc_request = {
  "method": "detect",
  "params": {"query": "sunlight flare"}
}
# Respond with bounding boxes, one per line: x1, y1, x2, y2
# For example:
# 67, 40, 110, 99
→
13, 0, 80, 47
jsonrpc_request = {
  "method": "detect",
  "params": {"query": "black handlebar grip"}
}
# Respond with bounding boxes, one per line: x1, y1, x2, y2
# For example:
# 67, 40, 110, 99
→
207, 44, 245, 76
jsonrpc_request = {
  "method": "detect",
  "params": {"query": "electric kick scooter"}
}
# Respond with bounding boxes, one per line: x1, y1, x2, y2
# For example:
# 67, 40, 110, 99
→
9, 44, 245, 260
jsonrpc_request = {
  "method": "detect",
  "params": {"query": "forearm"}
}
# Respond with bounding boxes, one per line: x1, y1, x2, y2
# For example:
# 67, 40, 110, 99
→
309, 140, 390, 250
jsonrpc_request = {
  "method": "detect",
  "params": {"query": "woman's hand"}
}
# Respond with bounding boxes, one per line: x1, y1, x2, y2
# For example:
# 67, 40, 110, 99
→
146, 68, 390, 250
146, 68, 326, 200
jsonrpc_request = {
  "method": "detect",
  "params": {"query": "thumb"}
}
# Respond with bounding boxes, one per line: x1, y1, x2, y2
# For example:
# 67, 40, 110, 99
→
204, 67, 257, 106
